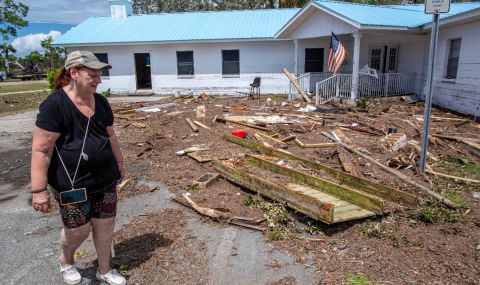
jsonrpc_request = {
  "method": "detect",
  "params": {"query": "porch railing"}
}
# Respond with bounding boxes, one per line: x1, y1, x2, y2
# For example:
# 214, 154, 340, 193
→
315, 74, 352, 105
358, 73, 416, 97
315, 73, 416, 104
288, 73, 310, 100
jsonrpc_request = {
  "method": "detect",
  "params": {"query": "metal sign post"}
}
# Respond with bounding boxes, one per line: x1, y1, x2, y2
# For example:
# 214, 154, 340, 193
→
419, 0, 450, 174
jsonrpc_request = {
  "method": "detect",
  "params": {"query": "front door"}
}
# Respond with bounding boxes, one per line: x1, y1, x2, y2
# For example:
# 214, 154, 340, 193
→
369, 45, 399, 73
134, 53, 152, 89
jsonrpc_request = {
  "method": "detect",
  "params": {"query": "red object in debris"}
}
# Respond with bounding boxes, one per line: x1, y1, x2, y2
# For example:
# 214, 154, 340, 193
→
231, 129, 247, 138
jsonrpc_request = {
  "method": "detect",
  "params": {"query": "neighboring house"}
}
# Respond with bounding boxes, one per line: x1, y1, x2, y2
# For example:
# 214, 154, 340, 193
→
53, 0, 480, 116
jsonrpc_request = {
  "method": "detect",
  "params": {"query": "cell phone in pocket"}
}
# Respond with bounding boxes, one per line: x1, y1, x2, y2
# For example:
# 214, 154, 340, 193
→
60, 188, 87, 205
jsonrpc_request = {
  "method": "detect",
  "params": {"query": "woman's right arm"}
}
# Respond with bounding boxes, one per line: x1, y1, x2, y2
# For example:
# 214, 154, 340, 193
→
31, 127, 60, 212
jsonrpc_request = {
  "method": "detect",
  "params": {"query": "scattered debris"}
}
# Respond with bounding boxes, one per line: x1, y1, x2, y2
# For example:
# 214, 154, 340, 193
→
192, 173, 220, 189
196, 105, 206, 119
135, 102, 176, 112
185, 118, 199, 132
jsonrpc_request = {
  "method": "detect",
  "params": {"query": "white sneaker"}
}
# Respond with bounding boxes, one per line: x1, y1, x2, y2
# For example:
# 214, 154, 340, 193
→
60, 264, 82, 285
96, 269, 127, 285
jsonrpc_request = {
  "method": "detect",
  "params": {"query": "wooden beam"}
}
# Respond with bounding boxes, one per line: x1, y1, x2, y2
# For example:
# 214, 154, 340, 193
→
193, 120, 211, 130
426, 169, 480, 184
222, 134, 417, 207
282, 67, 311, 103
321, 131, 457, 209
215, 161, 335, 223
336, 149, 358, 176
185, 118, 199, 132
244, 154, 384, 215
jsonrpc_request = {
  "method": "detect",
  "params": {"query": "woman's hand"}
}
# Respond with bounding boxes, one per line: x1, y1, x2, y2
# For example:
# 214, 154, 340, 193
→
32, 191, 51, 213
119, 164, 125, 182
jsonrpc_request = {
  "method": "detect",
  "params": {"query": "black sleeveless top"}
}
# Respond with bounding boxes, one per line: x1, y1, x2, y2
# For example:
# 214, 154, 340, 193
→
35, 89, 120, 194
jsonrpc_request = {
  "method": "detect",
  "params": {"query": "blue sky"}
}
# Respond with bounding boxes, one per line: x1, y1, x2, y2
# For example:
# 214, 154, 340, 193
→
10, 0, 111, 56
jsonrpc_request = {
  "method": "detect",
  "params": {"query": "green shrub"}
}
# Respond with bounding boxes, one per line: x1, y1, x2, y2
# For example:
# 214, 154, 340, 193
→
100, 88, 111, 97
46, 68, 59, 90
413, 201, 460, 224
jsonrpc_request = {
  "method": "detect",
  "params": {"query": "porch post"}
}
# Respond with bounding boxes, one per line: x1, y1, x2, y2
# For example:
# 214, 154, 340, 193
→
294, 39, 298, 76
351, 31, 361, 100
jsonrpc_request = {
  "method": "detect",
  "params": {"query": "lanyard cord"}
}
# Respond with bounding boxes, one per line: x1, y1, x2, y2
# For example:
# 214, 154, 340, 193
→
54, 95, 93, 190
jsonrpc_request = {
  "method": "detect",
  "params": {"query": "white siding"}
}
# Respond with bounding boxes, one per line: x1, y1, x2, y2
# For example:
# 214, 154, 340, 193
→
74, 40, 295, 95
420, 20, 480, 116
287, 9, 356, 39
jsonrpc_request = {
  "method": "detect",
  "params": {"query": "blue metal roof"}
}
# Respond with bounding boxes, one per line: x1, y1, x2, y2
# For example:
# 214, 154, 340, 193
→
53, 8, 299, 46
314, 1, 480, 28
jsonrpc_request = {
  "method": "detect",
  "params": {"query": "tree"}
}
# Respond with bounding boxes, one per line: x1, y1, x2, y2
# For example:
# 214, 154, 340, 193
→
41, 35, 66, 70
0, 0, 29, 42
1, 43, 16, 75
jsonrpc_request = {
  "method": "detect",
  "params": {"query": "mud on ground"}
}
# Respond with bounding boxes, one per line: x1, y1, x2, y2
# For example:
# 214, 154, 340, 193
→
113, 95, 480, 284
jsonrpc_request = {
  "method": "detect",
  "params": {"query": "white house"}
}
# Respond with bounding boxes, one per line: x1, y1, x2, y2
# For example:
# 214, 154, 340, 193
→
53, 0, 480, 116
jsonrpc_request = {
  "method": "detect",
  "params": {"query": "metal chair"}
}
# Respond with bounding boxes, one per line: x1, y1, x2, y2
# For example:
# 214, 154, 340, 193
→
249, 77, 261, 99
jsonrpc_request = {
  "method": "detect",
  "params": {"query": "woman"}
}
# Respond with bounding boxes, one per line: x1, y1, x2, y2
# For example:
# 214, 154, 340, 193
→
31, 51, 126, 285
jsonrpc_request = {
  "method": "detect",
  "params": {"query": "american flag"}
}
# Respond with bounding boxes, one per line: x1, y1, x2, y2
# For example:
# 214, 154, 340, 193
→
328, 33, 346, 75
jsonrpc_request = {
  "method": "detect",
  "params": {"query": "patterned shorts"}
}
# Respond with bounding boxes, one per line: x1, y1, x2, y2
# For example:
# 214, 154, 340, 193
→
57, 186, 117, 229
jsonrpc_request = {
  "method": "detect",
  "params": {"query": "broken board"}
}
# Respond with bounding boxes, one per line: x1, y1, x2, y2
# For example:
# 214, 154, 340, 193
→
215, 158, 377, 224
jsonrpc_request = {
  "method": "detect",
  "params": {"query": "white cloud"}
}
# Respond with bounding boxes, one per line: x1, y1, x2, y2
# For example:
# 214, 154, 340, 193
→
11, 30, 62, 57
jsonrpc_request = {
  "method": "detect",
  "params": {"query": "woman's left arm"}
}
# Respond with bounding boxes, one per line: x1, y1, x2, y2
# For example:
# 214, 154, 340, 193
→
107, 126, 125, 182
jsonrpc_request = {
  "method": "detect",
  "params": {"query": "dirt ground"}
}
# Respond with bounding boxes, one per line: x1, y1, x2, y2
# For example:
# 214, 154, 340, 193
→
113, 94, 480, 284
1, 91, 479, 284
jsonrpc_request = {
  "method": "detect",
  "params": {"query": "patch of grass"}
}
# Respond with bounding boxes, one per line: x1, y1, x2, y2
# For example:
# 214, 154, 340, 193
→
345, 273, 372, 285
412, 200, 460, 224
355, 98, 370, 110
267, 230, 285, 241
244, 194, 296, 236
359, 222, 399, 247
0, 82, 48, 93
442, 190, 469, 209
0, 91, 49, 116
304, 220, 323, 235
116, 264, 130, 277
187, 183, 201, 193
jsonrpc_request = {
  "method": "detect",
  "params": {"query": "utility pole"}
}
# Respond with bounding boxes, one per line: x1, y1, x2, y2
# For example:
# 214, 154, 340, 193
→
419, 0, 450, 174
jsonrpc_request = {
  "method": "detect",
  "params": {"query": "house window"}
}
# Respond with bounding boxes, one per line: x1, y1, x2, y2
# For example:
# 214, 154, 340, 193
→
176, 51, 194, 76
222, 50, 240, 75
369, 48, 382, 70
94, 53, 109, 77
304, 48, 324, 73
445, 39, 461, 79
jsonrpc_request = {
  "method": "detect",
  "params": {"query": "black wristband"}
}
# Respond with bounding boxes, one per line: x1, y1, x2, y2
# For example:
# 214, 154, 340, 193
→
31, 188, 47, 194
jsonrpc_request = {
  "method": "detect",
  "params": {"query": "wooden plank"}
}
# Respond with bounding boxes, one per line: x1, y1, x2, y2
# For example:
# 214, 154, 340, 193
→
223, 134, 417, 207
333, 128, 352, 144
289, 183, 375, 222
244, 154, 384, 215
336, 149, 359, 176
215, 161, 335, 223
461, 140, 480, 158
289, 183, 350, 207
215, 117, 271, 131
333, 206, 375, 223
281, 135, 296, 143
193, 120, 211, 130
187, 152, 214, 163
185, 118, 199, 132
430, 134, 480, 144
282, 67, 311, 103
426, 169, 480, 183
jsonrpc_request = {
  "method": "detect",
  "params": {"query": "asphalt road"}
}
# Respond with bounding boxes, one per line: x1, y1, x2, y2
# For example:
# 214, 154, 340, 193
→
0, 104, 322, 285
